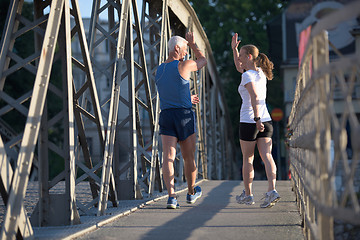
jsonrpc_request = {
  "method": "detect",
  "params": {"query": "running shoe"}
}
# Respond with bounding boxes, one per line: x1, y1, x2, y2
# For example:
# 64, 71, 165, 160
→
186, 186, 202, 204
260, 190, 281, 208
236, 190, 246, 203
167, 196, 180, 209
237, 193, 255, 205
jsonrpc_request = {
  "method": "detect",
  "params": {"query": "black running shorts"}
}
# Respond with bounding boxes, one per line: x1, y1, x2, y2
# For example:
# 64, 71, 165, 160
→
239, 121, 273, 141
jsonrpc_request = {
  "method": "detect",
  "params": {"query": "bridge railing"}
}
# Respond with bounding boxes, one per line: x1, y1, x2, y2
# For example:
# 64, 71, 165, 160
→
287, 1, 360, 239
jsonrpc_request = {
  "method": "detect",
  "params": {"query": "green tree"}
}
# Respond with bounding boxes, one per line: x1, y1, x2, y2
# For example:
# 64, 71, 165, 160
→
0, 0, 63, 134
189, 0, 287, 144
0, 0, 64, 179
0, 0, 35, 132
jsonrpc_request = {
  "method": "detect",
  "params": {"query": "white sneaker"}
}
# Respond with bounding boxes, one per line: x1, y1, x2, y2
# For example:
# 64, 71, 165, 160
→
260, 190, 281, 208
235, 190, 246, 203
236, 190, 255, 205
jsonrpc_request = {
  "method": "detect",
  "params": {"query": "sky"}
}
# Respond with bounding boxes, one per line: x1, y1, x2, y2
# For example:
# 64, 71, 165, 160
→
77, 0, 143, 19
24, 0, 143, 20
77, 0, 93, 18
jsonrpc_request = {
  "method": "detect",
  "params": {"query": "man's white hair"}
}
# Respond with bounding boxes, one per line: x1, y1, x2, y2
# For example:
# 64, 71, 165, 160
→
168, 36, 188, 53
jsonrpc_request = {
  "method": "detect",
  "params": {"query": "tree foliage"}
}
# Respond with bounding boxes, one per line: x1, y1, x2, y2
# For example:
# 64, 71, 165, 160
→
0, 0, 63, 142
0, 0, 36, 132
189, 0, 287, 143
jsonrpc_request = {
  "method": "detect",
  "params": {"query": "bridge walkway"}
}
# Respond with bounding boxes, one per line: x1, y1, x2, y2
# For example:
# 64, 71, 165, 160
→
67, 180, 304, 240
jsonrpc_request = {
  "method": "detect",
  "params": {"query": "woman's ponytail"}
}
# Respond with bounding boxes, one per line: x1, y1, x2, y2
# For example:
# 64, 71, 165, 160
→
256, 53, 274, 80
241, 44, 274, 80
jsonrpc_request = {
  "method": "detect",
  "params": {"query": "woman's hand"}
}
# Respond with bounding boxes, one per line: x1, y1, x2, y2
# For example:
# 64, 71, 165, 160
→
256, 120, 265, 132
191, 94, 200, 104
232, 33, 244, 73
231, 33, 241, 50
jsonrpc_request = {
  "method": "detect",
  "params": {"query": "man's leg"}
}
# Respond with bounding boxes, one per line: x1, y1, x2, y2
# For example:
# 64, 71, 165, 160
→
161, 135, 178, 197
179, 133, 197, 195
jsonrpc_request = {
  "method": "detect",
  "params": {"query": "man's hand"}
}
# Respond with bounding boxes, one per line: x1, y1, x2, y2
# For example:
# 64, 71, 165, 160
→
191, 94, 200, 104
186, 32, 195, 46
231, 33, 241, 50
178, 32, 207, 76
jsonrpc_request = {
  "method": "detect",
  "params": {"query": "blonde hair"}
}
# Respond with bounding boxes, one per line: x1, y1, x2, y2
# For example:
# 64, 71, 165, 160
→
241, 44, 274, 80
168, 36, 188, 53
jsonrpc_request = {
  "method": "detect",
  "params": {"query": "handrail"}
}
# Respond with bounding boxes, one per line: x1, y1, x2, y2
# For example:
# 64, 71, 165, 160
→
287, 1, 360, 239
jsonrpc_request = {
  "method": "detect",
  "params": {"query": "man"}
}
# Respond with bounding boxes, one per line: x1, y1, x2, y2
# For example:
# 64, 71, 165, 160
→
155, 32, 207, 209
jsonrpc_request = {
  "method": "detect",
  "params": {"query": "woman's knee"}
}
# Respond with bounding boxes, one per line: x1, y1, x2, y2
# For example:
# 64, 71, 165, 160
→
242, 153, 254, 163
242, 158, 254, 170
260, 155, 273, 167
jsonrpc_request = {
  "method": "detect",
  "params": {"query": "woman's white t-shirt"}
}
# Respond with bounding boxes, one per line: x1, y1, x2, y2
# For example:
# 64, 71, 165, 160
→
238, 68, 272, 123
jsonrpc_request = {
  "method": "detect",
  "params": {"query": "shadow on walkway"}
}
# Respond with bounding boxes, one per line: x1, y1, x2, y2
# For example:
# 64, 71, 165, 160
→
141, 181, 237, 240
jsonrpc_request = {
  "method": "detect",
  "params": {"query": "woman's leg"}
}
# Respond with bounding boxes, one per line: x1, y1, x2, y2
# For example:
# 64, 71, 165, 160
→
257, 137, 277, 192
240, 140, 256, 196
161, 135, 178, 197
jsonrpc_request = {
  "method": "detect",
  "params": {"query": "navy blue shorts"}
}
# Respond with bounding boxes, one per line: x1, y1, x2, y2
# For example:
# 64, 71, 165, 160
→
239, 121, 273, 141
159, 108, 196, 141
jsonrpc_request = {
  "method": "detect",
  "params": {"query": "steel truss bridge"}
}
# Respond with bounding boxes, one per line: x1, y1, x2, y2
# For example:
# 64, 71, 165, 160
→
0, 0, 237, 238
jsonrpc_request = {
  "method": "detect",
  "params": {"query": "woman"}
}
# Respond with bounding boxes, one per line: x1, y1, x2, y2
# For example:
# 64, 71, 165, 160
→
231, 33, 280, 208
